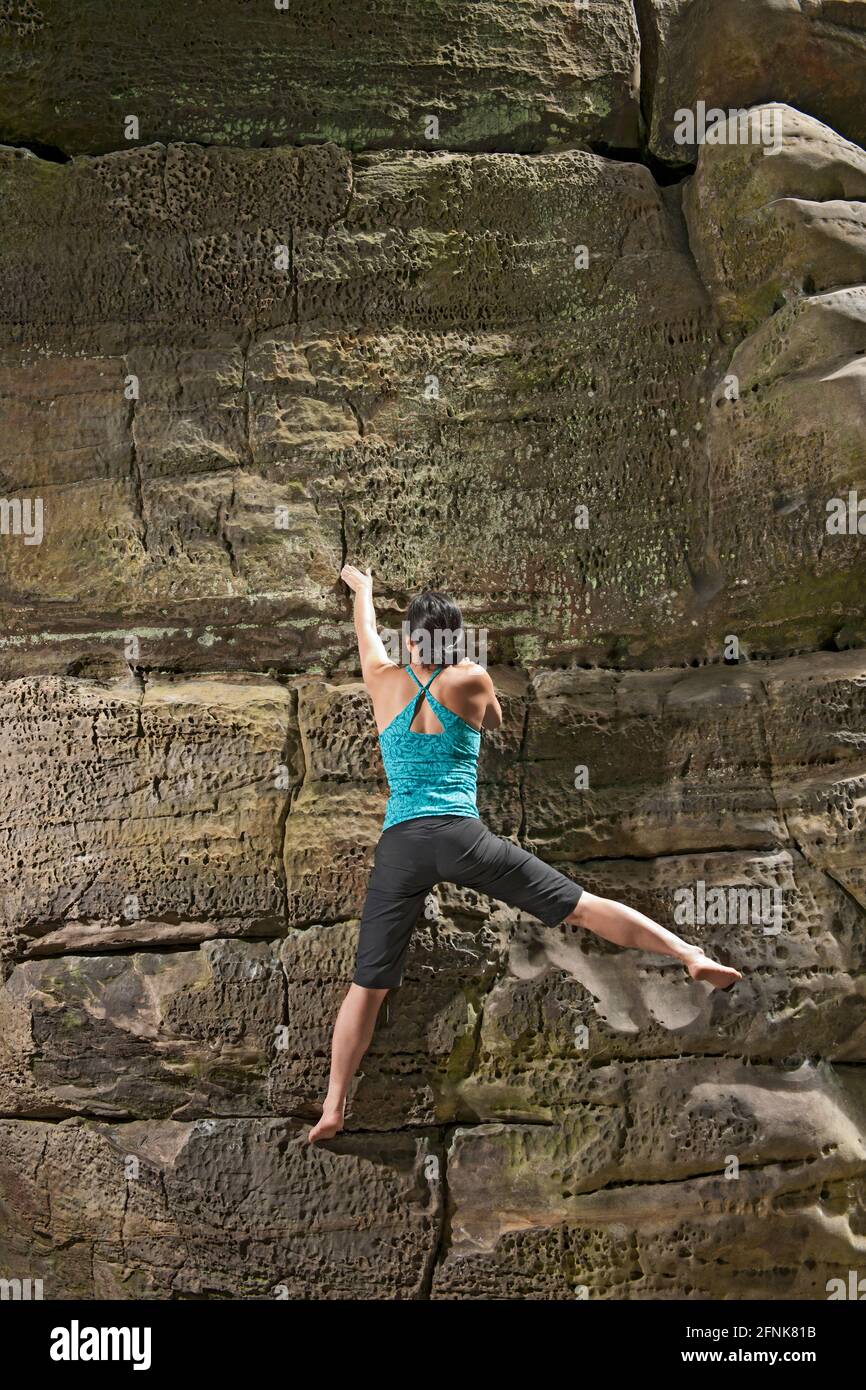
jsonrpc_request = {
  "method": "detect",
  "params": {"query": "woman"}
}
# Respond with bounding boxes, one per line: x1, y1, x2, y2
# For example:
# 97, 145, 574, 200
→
308, 565, 742, 1142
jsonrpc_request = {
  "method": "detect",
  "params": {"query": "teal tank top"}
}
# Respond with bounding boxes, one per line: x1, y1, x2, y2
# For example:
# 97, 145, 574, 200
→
379, 666, 482, 831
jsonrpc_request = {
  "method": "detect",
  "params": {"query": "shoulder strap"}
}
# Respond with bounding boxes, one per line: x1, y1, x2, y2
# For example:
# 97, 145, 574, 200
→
406, 665, 443, 693
421, 665, 443, 693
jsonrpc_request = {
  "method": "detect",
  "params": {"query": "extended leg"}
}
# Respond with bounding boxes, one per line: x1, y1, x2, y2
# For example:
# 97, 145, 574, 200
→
307, 983, 389, 1143
567, 891, 742, 990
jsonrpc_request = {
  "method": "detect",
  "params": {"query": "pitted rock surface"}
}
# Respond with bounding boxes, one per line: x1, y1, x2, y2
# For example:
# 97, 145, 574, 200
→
0, 18, 864, 1300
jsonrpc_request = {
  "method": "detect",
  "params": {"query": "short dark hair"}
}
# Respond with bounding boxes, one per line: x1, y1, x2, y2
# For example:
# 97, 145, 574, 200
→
406, 589, 464, 665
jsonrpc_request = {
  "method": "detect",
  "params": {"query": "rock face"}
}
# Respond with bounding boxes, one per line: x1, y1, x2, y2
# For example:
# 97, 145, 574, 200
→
0, 1116, 442, 1299
0, 140, 720, 671
0, 15, 864, 1300
0, 0, 642, 156
638, 0, 866, 165
1, 118, 863, 669
1, 651, 865, 1296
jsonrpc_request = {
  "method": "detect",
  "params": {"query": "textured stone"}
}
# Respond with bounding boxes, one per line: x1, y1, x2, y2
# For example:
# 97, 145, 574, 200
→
0, 941, 285, 1120
0, 14, 865, 1302
681, 107, 866, 656
0, 676, 296, 960
1, 121, 863, 668
683, 106, 866, 335
523, 649, 866, 869
434, 1063, 866, 1296
0, 0, 641, 157
459, 850, 866, 1122
0, 1117, 442, 1299
638, 0, 866, 165
0, 141, 719, 670
3, 654, 862, 1133
435, 1148, 866, 1298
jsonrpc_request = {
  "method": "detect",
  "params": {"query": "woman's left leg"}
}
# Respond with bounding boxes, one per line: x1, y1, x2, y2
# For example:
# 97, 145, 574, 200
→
438, 819, 743, 991
566, 890, 742, 989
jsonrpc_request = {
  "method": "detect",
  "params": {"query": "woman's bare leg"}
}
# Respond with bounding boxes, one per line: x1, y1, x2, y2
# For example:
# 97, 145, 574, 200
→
567, 891, 742, 990
308, 983, 389, 1143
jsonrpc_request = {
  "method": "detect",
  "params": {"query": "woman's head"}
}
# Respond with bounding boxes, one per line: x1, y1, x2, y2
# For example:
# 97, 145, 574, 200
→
405, 589, 464, 666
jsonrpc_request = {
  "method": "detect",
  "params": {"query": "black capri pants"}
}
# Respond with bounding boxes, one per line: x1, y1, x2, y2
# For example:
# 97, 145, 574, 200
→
353, 814, 583, 989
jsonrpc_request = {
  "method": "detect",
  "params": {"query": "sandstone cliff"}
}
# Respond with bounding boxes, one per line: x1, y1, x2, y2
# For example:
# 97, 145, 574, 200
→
0, 1, 864, 1299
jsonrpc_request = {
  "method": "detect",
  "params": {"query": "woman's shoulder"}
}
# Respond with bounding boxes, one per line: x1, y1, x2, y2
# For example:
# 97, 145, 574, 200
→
441, 660, 493, 689
435, 661, 494, 707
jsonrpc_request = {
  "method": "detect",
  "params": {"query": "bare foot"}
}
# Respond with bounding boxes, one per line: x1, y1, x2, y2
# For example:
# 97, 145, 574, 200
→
307, 1103, 345, 1143
684, 949, 743, 991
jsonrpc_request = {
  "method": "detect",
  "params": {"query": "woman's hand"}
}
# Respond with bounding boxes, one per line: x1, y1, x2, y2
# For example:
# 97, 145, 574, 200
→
341, 563, 373, 595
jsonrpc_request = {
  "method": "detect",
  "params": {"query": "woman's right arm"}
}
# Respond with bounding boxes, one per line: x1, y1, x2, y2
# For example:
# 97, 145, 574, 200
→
459, 659, 502, 729
481, 676, 503, 730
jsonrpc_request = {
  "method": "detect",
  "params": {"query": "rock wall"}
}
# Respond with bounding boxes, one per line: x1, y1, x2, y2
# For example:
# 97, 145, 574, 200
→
0, 2, 864, 1299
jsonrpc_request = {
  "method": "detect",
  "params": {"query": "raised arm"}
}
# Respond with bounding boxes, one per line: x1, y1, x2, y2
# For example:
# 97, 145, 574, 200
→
341, 564, 393, 684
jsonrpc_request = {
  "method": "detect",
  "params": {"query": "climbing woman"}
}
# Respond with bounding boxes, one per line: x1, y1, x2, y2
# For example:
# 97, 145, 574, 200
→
307, 564, 742, 1142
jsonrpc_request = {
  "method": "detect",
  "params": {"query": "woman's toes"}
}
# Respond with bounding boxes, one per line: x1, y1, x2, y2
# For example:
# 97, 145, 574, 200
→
689, 957, 743, 990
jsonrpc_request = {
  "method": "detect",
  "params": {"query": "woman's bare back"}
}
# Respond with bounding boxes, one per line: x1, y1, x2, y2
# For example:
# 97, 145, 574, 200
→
368, 661, 500, 735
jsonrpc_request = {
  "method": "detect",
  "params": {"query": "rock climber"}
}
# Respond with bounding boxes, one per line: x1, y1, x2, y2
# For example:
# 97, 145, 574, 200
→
308, 564, 742, 1141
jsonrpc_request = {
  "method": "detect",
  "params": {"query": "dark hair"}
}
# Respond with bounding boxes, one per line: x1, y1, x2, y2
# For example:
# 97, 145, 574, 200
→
406, 589, 464, 666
